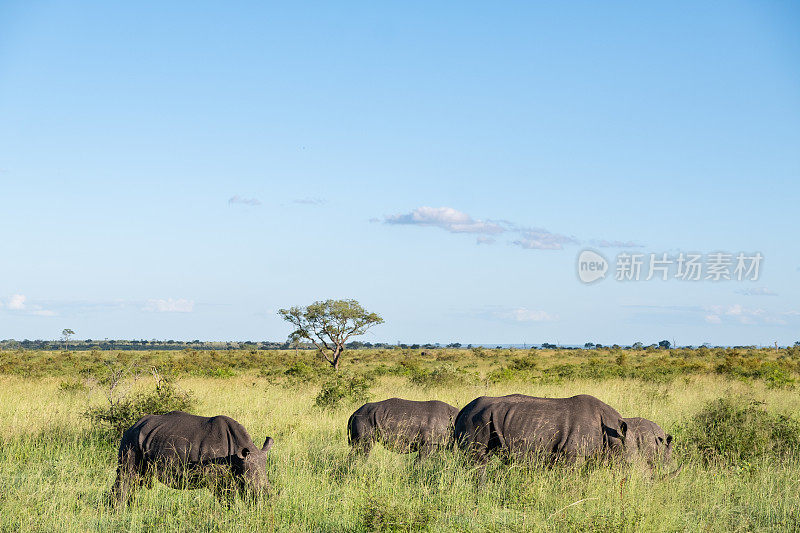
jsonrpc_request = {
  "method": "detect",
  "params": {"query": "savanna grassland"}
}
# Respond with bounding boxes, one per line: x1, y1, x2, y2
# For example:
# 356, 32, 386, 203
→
1, 346, 799, 532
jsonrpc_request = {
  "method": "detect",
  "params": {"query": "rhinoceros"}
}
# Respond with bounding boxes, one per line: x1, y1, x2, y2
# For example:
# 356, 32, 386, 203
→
111, 411, 274, 504
348, 398, 459, 461
623, 417, 681, 477
453, 394, 628, 466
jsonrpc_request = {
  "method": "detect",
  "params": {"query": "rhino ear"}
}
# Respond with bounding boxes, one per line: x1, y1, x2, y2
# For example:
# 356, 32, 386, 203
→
665, 434, 673, 447
618, 420, 628, 439
262, 436, 274, 452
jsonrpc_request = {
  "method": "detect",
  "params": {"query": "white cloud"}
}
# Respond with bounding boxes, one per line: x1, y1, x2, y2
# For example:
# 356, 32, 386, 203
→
384, 206, 637, 251
228, 195, 261, 206
704, 304, 769, 325
736, 287, 777, 296
594, 239, 645, 248
143, 298, 195, 313
8, 294, 26, 310
293, 197, 325, 205
385, 207, 505, 235
3, 294, 57, 316
507, 308, 555, 322
513, 229, 577, 250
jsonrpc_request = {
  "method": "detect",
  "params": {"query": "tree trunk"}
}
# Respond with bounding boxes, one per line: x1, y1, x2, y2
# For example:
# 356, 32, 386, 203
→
332, 346, 343, 371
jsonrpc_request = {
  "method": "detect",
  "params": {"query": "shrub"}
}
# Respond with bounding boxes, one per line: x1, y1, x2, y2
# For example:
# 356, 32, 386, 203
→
58, 379, 88, 393
284, 361, 319, 383
361, 496, 432, 532
409, 363, 471, 388
315, 372, 374, 410
680, 397, 800, 465
85, 369, 195, 440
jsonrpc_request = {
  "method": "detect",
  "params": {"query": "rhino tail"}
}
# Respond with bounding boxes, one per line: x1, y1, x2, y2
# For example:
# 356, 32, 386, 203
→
347, 411, 356, 446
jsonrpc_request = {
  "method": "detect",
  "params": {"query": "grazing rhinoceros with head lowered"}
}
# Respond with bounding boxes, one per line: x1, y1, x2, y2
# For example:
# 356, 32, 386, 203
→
623, 417, 681, 477
111, 411, 274, 504
348, 398, 459, 461
453, 394, 628, 467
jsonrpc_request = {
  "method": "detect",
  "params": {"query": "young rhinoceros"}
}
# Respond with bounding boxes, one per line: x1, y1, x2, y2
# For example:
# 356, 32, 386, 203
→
623, 417, 681, 477
348, 398, 459, 461
111, 411, 274, 504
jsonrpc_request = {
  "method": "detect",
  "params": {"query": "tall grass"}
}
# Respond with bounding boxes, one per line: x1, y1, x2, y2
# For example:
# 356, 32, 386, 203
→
0, 362, 799, 531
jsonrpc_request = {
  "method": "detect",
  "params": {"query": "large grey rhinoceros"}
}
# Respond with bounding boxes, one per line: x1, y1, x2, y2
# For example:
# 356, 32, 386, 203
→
348, 398, 459, 461
453, 394, 628, 466
623, 417, 681, 477
111, 411, 274, 504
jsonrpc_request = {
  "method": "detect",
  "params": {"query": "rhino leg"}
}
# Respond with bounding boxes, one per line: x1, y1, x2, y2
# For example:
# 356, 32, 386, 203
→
111, 447, 144, 505
350, 437, 373, 459
414, 442, 437, 464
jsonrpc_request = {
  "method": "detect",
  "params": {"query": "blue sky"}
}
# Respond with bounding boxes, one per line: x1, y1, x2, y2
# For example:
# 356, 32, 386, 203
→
1, 2, 799, 345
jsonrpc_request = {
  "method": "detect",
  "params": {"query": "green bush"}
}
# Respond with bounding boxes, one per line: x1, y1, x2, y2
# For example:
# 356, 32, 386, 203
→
58, 379, 88, 393
409, 363, 471, 388
314, 372, 374, 410
285, 361, 319, 383
680, 397, 800, 465
361, 496, 432, 532
85, 371, 195, 441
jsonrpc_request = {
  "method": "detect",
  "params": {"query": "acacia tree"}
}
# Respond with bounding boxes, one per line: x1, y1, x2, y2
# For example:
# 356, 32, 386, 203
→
62, 329, 75, 351
278, 299, 383, 371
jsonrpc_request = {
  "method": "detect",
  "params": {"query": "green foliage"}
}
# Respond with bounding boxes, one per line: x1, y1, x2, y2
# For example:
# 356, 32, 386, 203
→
680, 397, 800, 465
58, 379, 88, 393
278, 299, 384, 370
408, 363, 472, 388
361, 496, 432, 531
284, 361, 320, 383
85, 371, 195, 440
314, 372, 374, 410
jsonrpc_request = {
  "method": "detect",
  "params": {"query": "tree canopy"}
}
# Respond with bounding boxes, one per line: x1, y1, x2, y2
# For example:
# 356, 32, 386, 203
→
278, 299, 383, 370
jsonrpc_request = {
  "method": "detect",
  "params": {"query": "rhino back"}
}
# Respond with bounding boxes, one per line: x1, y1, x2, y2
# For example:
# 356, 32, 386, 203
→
126, 411, 256, 463
353, 398, 457, 439
456, 394, 625, 459
453, 394, 534, 446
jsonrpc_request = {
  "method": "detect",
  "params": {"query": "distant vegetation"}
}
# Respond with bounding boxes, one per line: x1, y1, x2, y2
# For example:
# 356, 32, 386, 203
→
0, 345, 797, 389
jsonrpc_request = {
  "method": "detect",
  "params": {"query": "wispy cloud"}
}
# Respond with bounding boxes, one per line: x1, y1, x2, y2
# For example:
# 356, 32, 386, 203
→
143, 298, 195, 313
8, 294, 26, 310
593, 239, 645, 248
704, 304, 771, 325
625, 303, 796, 328
505, 307, 555, 322
385, 207, 506, 235
228, 195, 261, 206
293, 197, 325, 206
512, 228, 577, 250
470, 305, 556, 323
383, 206, 634, 251
3, 294, 57, 316
735, 287, 777, 296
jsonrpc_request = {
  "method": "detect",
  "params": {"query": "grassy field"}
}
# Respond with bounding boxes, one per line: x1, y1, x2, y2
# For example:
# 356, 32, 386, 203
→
1, 347, 799, 532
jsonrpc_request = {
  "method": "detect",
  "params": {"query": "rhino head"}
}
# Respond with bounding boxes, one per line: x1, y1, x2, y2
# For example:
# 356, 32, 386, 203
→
235, 436, 274, 497
623, 417, 678, 475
